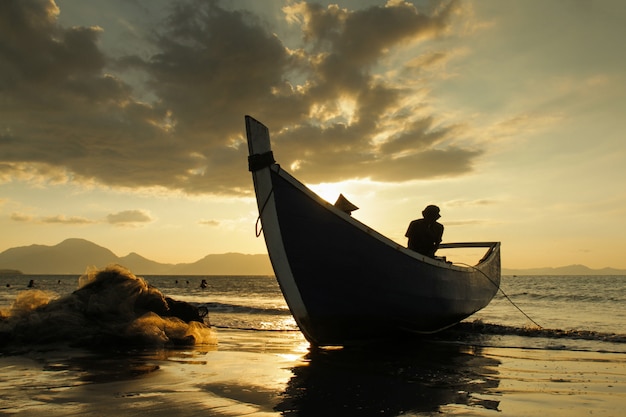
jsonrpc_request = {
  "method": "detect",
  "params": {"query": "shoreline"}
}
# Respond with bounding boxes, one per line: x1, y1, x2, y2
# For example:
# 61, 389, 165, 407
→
2, 330, 625, 416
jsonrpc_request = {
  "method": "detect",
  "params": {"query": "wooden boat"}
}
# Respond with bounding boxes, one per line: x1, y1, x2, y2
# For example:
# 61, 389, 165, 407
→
245, 115, 501, 346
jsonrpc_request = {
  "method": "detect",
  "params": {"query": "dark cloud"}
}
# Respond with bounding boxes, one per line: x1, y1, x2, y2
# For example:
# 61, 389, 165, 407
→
295, 0, 456, 95
379, 117, 453, 155
0, 0, 481, 195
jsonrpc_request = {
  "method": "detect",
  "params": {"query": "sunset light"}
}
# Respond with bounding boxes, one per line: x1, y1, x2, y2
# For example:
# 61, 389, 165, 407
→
1, 0, 625, 270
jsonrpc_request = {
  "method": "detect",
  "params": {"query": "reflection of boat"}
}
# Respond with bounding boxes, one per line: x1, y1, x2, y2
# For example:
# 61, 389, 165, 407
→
245, 116, 501, 346
275, 342, 501, 414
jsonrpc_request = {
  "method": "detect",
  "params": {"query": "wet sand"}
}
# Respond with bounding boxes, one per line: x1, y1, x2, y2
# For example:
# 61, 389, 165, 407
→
1, 329, 625, 416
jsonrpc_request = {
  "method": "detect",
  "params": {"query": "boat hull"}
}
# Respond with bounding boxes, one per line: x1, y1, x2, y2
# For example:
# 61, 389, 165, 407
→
270, 169, 500, 344
245, 116, 501, 346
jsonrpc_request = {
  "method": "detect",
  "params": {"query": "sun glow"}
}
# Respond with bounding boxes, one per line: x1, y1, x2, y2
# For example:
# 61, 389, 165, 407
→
308, 97, 358, 127
308, 182, 347, 204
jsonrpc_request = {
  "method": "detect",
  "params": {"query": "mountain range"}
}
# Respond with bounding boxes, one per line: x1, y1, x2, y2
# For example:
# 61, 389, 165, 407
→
501, 265, 626, 276
0, 238, 273, 275
0, 238, 624, 276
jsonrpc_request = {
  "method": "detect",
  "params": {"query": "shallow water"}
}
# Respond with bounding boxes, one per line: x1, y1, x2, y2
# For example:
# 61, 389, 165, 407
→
1, 274, 625, 416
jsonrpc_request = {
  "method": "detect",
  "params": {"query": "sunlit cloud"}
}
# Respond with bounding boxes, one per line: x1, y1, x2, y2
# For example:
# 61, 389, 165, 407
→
447, 199, 499, 207
199, 219, 220, 227
10, 212, 34, 222
0, 0, 624, 269
10, 208, 154, 227
10, 212, 94, 225
445, 219, 491, 226
0, 162, 73, 187
488, 113, 564, 139
41, 215, 95, 225
106, 210, 153, 226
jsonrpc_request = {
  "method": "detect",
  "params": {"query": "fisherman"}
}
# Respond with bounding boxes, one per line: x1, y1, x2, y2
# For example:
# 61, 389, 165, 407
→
405, 205, 444, 258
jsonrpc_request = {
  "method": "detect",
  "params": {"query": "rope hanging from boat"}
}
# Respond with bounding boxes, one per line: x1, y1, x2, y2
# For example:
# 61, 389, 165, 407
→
255, 189, 273, 237
254, 164, 281, 238
455, 262, 543, 329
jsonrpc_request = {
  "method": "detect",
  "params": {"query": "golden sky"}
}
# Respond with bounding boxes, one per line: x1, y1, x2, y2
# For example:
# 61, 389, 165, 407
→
1, 0, 625, 269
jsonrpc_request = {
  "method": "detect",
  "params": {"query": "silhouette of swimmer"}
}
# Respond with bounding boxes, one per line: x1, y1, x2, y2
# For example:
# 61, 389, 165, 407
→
200, 279, 208, 289
27, 279, 35, 288
405, 205, 444, 258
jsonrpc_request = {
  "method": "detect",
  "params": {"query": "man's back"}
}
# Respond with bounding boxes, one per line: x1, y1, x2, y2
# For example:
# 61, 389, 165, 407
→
405, 218, 444, 257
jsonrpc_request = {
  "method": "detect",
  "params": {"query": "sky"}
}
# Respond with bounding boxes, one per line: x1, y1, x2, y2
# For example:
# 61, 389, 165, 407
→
1, 0, 625, 269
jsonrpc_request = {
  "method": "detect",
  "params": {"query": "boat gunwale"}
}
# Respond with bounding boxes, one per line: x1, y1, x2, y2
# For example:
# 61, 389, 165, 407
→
267, 164, 500, 273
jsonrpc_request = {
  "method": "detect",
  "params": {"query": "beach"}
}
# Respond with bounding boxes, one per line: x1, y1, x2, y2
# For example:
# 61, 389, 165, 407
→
2, 330, 624, 416
1, 274, 625, 416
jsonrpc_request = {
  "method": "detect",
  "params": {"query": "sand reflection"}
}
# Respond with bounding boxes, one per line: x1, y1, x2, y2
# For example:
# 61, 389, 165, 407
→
276, 341, 501, 416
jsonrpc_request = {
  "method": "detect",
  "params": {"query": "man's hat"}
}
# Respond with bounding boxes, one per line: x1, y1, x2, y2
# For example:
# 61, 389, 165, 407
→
422, 205, 441, 219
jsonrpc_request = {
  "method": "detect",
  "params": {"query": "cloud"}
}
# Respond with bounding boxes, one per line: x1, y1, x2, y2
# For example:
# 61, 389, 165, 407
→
9, 208, 152, 226
445, 219, 490, 226
41, 215, 95, 225
488, 113, 564, 139
447, 199, 499, 207
10, 212, 34, 222
106, 209, 153, 225
0, 0, 482, 195
10, 212, 94, 224
199, 219, 220, 226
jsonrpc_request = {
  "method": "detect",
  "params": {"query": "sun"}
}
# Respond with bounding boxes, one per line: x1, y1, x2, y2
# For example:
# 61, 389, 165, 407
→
307, 181, 366, 209
307, 182, 347, 204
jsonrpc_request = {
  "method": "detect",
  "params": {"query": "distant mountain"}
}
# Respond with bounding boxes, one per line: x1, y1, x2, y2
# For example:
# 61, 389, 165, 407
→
502, 264, 626, 276
0, 239, 118, 274
118, 252, 173, 275
0, 238, 273, 275
0, 269, 23, 275
170, 253, 276, 276
2, 239, 624, 276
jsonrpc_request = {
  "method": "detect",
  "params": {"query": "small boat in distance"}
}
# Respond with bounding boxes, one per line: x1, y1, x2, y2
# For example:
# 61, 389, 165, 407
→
245, 115, 501, 346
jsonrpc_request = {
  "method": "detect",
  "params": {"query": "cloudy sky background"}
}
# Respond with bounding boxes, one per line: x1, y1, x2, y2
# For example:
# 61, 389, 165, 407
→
1, 0, 625, 268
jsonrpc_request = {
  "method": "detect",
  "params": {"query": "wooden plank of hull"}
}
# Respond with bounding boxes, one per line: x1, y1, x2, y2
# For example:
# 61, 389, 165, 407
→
245, 116, 501, 346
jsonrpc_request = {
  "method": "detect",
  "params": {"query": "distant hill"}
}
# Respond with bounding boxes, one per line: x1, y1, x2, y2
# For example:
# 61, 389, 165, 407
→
0, 238, 273, 275
1, 239, 624, 276
502, 264, 626, 276
0, 269, 23, 275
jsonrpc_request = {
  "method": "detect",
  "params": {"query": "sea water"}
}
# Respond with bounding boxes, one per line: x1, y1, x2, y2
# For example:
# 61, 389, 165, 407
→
2, 274, 625, 352
1, 273, 626, 416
